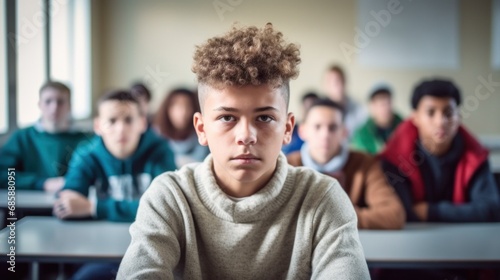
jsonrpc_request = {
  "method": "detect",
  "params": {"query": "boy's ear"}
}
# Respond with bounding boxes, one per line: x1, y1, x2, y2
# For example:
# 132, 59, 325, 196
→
410, 111, 419, 127
93, 117, 101, 136
193, 112, 208, 146
283, 112, 295, 145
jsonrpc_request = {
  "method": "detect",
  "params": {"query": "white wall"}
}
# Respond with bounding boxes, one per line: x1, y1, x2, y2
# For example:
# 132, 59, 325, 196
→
92, 0, 500, 134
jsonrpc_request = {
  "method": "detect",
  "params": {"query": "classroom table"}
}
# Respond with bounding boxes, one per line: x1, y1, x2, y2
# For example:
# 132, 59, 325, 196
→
0, 190, 56, 228
479, 135, 500, 152
1, 217, 500, 279
359, 223, 500, 269
490, 152, 500, 174
0, 216, 130, 280
0, 190, 56, 210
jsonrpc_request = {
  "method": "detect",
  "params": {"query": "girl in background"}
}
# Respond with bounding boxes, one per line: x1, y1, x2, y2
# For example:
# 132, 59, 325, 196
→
154, 88, 209, 168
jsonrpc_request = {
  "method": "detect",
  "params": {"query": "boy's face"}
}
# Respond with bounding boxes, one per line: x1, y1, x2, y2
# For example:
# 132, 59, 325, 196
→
369, 93, 393, 127
412, 96, 460, 153
301, 97, 317, 119
323, 71, 345, 102
299, 106, 346, 165
38, 88, 71, 125
94, 101, 146, 159
169, 94, 194, 130
194, 84, 294, 189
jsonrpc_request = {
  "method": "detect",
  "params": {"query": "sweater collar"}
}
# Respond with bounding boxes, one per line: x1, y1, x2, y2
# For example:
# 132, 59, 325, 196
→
194, 153, 295, 223
300, 141, 350, 174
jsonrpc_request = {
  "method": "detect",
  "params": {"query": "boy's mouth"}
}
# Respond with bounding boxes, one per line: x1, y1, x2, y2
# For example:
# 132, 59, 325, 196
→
231, 154, 261, 163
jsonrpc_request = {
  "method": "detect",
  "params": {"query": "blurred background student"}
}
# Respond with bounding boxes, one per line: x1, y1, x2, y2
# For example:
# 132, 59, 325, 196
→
130, 82, 154, 126
282, 91, 319, 155
287, 98, 405, 230
351, 84, 403, 154
154, 88, 209, 168
0, 81, 92, 193
322, 64, 368, 138
54, 90, 176, 280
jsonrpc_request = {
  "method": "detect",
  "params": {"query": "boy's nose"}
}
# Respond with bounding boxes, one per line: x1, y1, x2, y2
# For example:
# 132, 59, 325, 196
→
235, 121, 257, 146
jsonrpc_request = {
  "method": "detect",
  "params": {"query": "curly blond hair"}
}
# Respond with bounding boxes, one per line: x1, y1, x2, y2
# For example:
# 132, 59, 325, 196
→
192, 23, 301, 106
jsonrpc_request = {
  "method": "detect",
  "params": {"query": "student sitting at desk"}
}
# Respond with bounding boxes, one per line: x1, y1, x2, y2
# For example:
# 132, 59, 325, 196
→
380, 79, 500, 222
53, 90, 176, 222
287, 98, 405, 229
351, 85, 403, 154
53, 90, 176, 280
0, 81, 91, 192
117, 23, 369, 279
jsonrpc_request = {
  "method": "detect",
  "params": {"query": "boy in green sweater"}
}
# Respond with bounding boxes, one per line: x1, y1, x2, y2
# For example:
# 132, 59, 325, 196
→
351, 85, 403, 154
53, 90, 176, 280
118, 24, 369, 279
0, 81, 91, 192
53, 90, 176, 222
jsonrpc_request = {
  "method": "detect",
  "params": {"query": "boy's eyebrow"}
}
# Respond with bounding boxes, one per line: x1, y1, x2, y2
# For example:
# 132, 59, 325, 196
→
213, 106, 278, 113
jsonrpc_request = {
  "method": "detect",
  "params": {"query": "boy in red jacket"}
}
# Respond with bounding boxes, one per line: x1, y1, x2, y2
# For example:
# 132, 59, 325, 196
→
380, 79, 500, 222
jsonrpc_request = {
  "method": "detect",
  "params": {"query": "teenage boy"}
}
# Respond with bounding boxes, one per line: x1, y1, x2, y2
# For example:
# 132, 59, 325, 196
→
117, 24, 369, 279
53, 90, 176, 280
288, 98, 405, 229
323, 64, 368, 138
0, 81, 91, 192
380, 79, 500, 222
352, 85, 403, 154
282, 91, 319, 155
53, 90, 176, 222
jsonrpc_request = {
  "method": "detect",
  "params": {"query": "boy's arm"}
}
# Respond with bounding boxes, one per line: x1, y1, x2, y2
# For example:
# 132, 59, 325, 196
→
311, 182, 370, 280
62, 149, 95, 197
356, 160, 406, 229
0, 132, 47, 190
427, 161, 500, 222
117, 178, 183, 279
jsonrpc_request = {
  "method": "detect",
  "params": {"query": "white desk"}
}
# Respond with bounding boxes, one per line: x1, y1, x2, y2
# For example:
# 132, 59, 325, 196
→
1, 218, 499, 279
0, 190, 56, 209
0, 216, 130, 280
359, 223, 500, 268
0, 190, 56, 229
490, 152, 500, 174
479, 135, 500, 152
0, 216, 130, 262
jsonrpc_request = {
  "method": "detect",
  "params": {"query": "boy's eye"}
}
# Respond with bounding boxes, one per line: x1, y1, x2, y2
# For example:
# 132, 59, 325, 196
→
426, 109, 435, 117
257, 115, 274, 123
444, 109, 454, 118
125, 116, 133, 124
109, 118, 116, 124
219, 115, 235, 122
328, 124, 338, 132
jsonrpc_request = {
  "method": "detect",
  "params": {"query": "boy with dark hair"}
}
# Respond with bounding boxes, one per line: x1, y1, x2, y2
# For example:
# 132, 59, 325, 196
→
288, 98, 405, 229
53, 90, 176, 221
380, 79, 500, 222
53, 90, 176, 280
130, 82, 153, 124
118, 24, 369, 279
282, 91, 319, 155
323, 64, 368, 137
352, 85, 403, 154
0, 81, 91, 192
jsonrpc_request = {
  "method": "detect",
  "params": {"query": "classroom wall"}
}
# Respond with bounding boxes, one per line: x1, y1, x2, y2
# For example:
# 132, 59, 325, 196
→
91, 0, 500, 135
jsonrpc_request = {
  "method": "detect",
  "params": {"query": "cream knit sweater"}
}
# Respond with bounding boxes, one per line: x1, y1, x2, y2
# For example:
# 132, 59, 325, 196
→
117, 153, 369, 280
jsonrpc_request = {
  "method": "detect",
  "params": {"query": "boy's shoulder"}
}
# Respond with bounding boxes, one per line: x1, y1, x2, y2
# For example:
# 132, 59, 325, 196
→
70, 135, 102, 159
